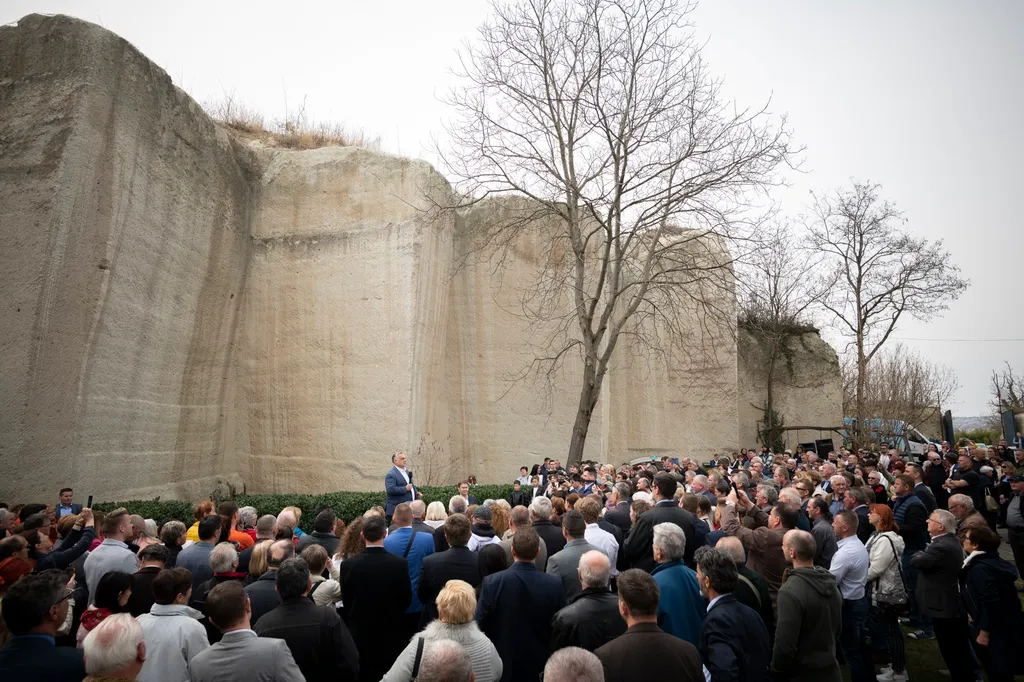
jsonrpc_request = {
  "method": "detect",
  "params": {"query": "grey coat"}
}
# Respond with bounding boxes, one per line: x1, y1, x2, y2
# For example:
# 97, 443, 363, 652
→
545, 538, 605, 600
187, 629, 304, 682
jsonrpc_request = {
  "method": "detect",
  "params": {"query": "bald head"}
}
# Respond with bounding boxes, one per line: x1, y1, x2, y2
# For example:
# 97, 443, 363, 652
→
578, 550, 611, 590
783, 529, 816, 563
410, 500, 426, 519
715, 536, 746, 565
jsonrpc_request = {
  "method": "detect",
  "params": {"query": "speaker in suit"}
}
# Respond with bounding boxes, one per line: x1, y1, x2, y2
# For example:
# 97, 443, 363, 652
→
188, 629, 304, 682
384, 457, 417, 519
340, 545, 412, 682
700, 593, 771, 682
477, 560, 565, 682
56, 502, 82, 518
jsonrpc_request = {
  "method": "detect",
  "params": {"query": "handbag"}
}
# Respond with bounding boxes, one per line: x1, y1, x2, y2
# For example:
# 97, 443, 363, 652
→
984, 486, 1000, 513
873, 534, 909, 608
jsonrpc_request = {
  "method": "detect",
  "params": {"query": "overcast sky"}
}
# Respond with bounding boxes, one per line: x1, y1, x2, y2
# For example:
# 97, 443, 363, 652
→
5, 1, 1022, 418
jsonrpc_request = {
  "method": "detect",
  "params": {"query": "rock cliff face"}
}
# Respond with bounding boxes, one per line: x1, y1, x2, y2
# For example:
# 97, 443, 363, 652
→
0, 15, 837, 501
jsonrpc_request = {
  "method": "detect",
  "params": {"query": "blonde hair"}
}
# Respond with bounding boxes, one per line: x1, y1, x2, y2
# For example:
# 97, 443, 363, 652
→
248, 540, 273, 577
425, 501, 447, 522
282, 506, 303, 523
436, 579, 477, 624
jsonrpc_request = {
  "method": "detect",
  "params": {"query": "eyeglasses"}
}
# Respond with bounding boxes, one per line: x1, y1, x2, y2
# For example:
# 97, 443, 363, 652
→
53, 588, 74, 606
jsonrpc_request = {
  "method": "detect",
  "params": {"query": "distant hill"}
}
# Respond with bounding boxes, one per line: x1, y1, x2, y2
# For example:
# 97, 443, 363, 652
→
953, 415, 998, 431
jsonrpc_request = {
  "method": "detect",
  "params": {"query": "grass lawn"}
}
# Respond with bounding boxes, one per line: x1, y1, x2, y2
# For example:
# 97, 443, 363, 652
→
843, 588, 1024, 682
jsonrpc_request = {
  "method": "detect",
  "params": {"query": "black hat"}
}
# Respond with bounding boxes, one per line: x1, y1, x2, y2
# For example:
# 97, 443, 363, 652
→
1009, 474, 1024, 483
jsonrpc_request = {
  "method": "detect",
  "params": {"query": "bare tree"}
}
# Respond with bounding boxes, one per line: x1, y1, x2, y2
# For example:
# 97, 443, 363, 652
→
440, 0, 794, 466
841, 344, 958, 444
808, 181, 968, 447
990, 362, 1024, 415
738, 224, 823, 451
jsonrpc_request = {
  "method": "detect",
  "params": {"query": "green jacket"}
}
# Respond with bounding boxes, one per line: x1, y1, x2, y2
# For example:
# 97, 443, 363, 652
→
770, 566, 843, 682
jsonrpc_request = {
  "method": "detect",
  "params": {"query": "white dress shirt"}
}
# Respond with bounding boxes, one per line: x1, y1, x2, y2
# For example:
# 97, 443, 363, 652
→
584, 523, 619, 576
830, 535, 869, 600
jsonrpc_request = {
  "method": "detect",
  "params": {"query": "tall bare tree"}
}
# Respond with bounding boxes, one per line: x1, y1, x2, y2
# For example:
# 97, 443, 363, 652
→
840, 344, 958, 444
990, 362, 1024, 415
441, 0, 794, 466
809, 181, 968, 446
738, 224, 823, 450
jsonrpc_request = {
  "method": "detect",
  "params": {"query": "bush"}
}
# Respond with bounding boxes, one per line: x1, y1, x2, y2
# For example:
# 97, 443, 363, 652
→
93, 485, 516, 532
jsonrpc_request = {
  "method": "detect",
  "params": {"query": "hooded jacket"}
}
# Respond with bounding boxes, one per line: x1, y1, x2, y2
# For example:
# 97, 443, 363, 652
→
771, 566, 843, 682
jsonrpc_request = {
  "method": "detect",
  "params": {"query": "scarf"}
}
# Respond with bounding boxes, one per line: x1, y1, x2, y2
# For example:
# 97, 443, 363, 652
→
80, 608, 113, 631
962, 549, 985, 569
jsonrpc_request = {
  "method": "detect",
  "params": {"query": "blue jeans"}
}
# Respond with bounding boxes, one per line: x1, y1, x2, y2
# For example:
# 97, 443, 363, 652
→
840, 596, 871, 682
902, 551, 932, 634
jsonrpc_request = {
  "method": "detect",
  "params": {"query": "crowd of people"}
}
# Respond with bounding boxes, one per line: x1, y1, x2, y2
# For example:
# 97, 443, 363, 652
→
1, 440, 1023, 682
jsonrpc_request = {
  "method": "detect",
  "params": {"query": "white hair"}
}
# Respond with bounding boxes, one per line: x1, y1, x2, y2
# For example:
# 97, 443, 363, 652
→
652, 522, 687, 561
632, 491, 653, 504
577, 550, 611, 589
410, 500, 426, 518
448, 495, 467, 515
544, 647, 605, 682
931, 509, 956, 534
209, 542, 239, 573
417, 639, 473, 682
692, 475, 708, 487
778, 488, 801, 505
140, 519, 158, 539
529, 496, 552, 520
83, 613, 143, 675
238, 506, 258, 530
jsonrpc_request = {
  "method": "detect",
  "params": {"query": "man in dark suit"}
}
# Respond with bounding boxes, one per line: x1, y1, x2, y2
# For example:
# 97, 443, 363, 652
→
340, 514, 411, 682
457, 481, 478, 506
433, 495, 467, 553
844, 487, 874, 545
530, 496, 567, 555
254, 558, 359, 682
621, 472, 697, 571
510, 481, 530, 508
594, 569, 704, 682
907, 463, 937, 513
694, 546, 771, 682
56, 488, 82, 518
0, 571, 85, 682
476, 526, 564, 682
385, 450, 419, 521
604, 482, 632, 533
126, 544, 169, 617
911, 510, 974, 682
418, 514, 482, 627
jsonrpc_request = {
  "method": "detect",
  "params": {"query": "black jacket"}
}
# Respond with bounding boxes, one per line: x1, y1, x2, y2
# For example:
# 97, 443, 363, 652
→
913, 482, 937, 514
853, 505, 873, 545
126, 566, 161, 617
245, 570, 282, 626
193, 573, 247, 642
417, 546, 482, 627
0, 634, 86, 682
734, 564, 775, 639
476, 562, 565, 682
604, 502, 632, 533
296, 530, 341, 559
594, 622, 703, 682
621, 501, 697, 571
959, 552, 1023, 678
550, 586, 626, 653
531, 519, 567, 555
340, 546, 411, 682
596, 517, 624, 548
34, 526, 94, 572
237, 537, 273, 574
911, 533, 964, 619
510, 490, 530, 508
701, 594, 771, 682
433, 524, 450, 553
254, 596, 360, 682
163, 542, 182, 568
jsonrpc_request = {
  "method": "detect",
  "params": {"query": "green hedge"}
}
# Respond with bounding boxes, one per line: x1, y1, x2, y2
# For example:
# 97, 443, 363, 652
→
92, 484, 516, 532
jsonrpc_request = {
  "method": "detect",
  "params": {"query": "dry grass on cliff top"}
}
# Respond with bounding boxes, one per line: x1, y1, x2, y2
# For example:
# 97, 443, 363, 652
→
204, 95, 380, 151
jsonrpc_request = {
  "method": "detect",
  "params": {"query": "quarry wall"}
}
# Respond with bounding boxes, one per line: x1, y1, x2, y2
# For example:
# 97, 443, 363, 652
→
0, 14, 841, 502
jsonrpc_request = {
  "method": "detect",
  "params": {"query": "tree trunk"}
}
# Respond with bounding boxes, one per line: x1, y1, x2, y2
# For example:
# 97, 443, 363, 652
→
567, 360, 600, 468
765, 339, 778, 450
855, 332, 866, 450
